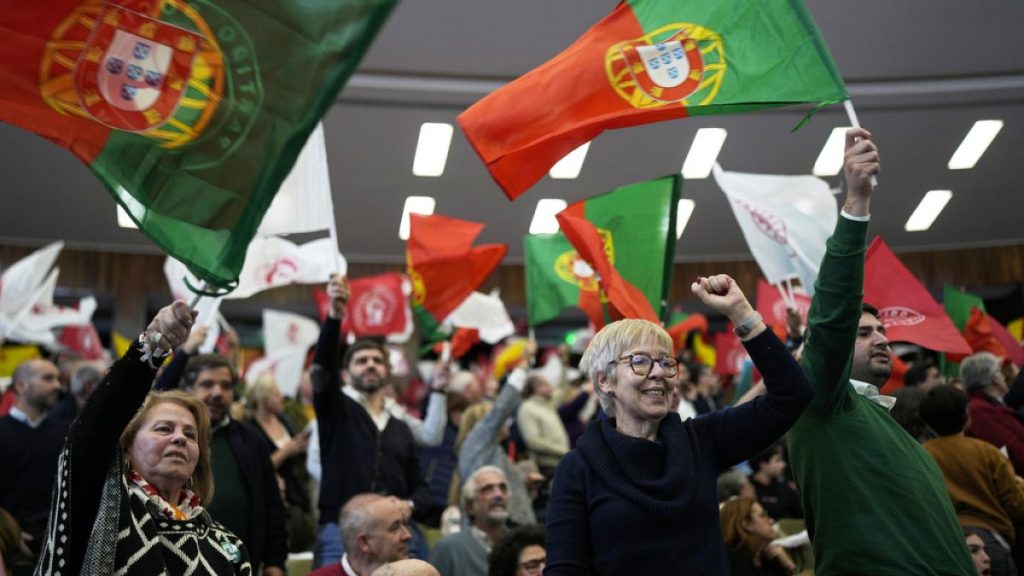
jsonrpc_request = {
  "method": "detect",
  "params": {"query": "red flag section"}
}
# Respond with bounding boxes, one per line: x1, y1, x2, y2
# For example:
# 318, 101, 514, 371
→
667, 314, 709, 352
880, 354, 909, 395
755, 279, 811, 328
714, 330, 748, 376
343, 273, 409, 338
864, 238, 971, 355
948, 307, 1024, 365
555, 211, 658, 324
58, 323, 105, 360
408, 214, 507, 323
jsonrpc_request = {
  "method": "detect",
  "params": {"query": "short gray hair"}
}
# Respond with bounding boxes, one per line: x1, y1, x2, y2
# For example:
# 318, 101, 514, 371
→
461, 465, 506, 506
579, 319, 672, 417
960, 352, 1001, 392
339, 493, 389, 552
70, 363, 103, 396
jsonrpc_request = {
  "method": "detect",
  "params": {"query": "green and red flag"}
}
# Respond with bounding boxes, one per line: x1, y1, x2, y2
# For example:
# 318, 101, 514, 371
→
458, 0, 847, 199
943, 285, 1024, 365
524, 175, 680, 327
666, 309, 708, 353
406, 213, 508, 340
0, 0, 396, 289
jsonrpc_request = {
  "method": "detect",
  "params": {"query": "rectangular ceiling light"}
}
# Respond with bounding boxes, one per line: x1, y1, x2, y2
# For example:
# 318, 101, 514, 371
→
398, 196, 436, 240
116, 205, 138, 229
412, 122, 454, 177
681, 128, 727, 179
529, 199, 568, 234
905, 190, 952, 232
676, 199, 696, 239
948, 120, 1003, 170
812, 126, 852, 176
549, 142, 590, 179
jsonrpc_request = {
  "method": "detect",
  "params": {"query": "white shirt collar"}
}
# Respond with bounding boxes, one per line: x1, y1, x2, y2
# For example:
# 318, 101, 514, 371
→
341, 553, 359, 576
850, 379, 897, 411
9, 406, 46, 428
343, 385, 390, 432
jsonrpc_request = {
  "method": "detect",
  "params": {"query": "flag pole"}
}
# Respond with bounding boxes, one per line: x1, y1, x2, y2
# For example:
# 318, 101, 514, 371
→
843, 99, 878, 187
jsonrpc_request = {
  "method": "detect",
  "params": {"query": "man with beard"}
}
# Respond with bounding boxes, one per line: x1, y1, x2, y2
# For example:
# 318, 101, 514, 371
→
182, 354, 288, 576
313, 275, 430, 568
430, 466, 512, 576
787, 128, 974, 574
0, 359, 68, 575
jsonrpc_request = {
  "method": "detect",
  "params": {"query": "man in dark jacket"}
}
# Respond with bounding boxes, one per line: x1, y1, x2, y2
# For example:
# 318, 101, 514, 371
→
183, 354, 288, 575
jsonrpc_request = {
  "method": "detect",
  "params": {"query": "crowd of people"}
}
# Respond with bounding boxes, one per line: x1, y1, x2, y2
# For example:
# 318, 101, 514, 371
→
1, 129, 1022, 576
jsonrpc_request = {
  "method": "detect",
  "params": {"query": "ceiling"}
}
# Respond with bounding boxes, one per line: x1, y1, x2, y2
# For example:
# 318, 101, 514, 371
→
2, 0, 1023, 267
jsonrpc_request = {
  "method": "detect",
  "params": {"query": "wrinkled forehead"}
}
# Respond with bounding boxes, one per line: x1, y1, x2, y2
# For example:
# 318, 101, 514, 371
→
143, 401, 197, 428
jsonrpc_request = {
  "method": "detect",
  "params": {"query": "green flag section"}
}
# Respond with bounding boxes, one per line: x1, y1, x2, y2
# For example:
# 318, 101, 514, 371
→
524, 175, 680, 326
943, 284, 985, 331
458, 0, 847, 199
943, 285, 1024, 365
0, 0, 396, 289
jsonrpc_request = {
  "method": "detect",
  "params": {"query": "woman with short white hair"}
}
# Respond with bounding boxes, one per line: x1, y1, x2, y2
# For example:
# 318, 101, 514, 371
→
545, 275, 812, 575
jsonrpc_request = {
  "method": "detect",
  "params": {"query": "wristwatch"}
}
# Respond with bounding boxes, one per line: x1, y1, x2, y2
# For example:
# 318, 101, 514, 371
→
733, 312, 763, 338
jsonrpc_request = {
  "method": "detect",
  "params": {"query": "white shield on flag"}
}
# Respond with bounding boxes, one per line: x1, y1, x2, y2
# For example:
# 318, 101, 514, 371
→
98, 30, 173, 112
636, 41, 690, 89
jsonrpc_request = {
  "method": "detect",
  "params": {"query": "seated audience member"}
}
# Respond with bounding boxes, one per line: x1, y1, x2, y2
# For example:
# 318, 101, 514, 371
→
720, 498, 797, 576
718, 469, 757, 504
310, 493, 413, 576
371, 559, 441, 576
432, 466, 512, 576
748, 443, 802, 520
48, 361, 104, 422
961, 352, 1024, 475
181, 353, 288, 574
921, 385, 1024, 576
488, 524, 546, 576
246, 374, 315, 552
545, 275, 812, 574
0, 358, 68, 574
964, 527, 994, 576
33, 303, 252, 575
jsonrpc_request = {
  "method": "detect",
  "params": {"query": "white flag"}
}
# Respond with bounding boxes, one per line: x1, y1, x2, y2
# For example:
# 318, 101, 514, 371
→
0, 241, 63, 325
443, 289, 515, 344
227, 237, 347, 300
263, 309, 320, 354
258, 123, 336, 236
163, 257, 223, 350
2, 268, 95, 346
244, 346, 309, 398
713, 164, 837, 295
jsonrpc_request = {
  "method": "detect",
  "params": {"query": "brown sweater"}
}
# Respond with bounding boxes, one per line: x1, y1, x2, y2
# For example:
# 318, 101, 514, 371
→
924, 434, 1024, 541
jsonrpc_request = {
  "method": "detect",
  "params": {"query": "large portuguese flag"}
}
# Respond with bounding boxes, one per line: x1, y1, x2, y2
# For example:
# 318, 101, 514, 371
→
0, 0, 396, 289
458, 0, 847, 200
524, 175, 680, 327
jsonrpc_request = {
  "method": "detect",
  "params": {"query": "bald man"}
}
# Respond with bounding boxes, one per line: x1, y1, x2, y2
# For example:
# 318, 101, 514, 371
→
370, 559, 440, 576
309, 493, 412, 576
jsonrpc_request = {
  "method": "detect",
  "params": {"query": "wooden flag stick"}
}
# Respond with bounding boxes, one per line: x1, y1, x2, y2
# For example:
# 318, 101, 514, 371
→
843, 99, 878, 187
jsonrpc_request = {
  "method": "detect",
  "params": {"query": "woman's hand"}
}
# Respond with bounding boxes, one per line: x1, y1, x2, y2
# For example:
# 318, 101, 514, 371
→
691, 275, 754, 324
144, 301, 197, 355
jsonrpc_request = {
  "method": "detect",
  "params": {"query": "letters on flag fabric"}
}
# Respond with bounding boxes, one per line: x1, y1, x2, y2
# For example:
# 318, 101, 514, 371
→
0, 0, 396, 288
755, 279, 811, 329
407, 214, 508, 336
863, 238, 971, 355
458, 0, 847, 199
714, 165, 837, 295
524, 176, 679, 326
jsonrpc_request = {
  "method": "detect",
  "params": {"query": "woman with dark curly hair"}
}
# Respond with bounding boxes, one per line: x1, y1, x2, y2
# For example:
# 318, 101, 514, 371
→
720, 498, 796, 576
488, 524, 545, 576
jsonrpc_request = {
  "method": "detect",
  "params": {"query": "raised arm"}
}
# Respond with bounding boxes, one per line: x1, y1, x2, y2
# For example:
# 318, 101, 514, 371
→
48, 303, 195, 574
311, 275, 350, 448
800, 128, 879, 415
458, 369, 526, 480
690, 275, 812, 465
388, 359, 450, 447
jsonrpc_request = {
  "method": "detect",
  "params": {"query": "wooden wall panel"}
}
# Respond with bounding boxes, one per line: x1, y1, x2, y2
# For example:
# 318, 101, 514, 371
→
3, 242, 1022, 335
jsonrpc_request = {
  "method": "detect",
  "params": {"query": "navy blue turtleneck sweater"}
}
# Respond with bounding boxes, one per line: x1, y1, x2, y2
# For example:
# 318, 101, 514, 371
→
545, 329, 811, 575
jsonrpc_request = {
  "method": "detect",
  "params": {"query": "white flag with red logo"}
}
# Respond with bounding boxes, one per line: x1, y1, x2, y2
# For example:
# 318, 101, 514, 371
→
714, 164, 836, 295
227, 237, 346, 300
331, 273, 413, 342
2, 265, 96, 347
251, 309, 320, 396
0, 242, 64, 340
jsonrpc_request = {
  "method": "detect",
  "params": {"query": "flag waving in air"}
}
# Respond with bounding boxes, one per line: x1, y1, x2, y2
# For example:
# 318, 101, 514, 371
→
863, 238, 971, 355
524, 176, 679, 327
0, 0, 396, 289
407, 214, 508, 340
458, 0, 847, 199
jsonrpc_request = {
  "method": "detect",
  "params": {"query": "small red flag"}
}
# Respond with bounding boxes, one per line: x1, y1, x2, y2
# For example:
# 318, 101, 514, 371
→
864, 238, 971, 355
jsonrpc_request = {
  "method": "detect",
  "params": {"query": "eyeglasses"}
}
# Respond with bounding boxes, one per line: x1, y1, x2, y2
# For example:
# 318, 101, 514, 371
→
518, 557, 546, 574
609, 353, 679, 377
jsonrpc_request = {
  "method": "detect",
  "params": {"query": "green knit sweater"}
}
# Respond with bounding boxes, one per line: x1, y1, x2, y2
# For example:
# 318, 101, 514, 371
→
788, 216, 974, 575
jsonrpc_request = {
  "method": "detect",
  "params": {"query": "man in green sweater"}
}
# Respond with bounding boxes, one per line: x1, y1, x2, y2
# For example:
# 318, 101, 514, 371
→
787, 127, 975, 575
